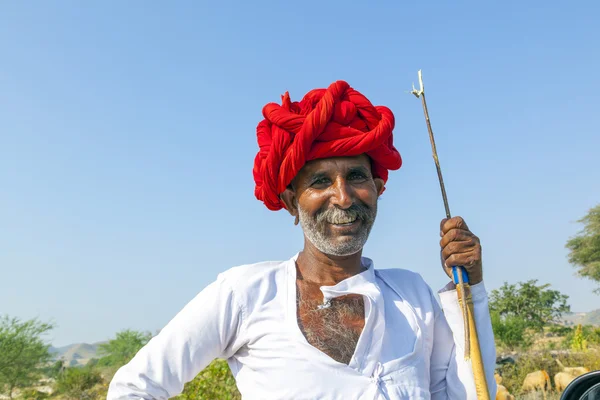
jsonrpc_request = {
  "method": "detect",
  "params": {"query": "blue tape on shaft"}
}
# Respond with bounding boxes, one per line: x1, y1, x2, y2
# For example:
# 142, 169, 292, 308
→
452, 266, 469, 284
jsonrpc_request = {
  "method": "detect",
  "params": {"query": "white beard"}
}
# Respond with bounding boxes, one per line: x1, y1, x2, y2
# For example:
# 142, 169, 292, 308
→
297, 204, 377, 257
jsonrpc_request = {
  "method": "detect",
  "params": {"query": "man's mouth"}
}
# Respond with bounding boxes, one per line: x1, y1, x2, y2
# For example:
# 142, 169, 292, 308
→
327, 215, 359, 226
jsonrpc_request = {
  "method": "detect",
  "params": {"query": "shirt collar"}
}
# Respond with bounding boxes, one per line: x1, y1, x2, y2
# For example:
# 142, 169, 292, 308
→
290, 253, 381, 302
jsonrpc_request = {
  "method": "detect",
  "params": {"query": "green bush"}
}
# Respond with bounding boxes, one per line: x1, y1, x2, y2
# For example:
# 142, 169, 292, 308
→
97, 330, 152, 367
563, 324, 600, 349
491, 311, 533, 350
587, 326, 600, 345
54, 367, 102, 399
571, 325, 588, 351
18, 388, 50, 399
176, 359, 240, 400
547, 324, 573, 337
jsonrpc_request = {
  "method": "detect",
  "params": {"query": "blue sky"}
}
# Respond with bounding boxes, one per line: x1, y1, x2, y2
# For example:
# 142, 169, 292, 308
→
1, 2, 599, 347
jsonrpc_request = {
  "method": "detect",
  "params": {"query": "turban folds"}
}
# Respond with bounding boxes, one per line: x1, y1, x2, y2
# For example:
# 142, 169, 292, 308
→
253, 80, 402, 211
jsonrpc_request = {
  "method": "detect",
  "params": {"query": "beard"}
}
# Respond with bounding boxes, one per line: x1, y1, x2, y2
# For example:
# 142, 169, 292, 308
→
298, 201, 377, 256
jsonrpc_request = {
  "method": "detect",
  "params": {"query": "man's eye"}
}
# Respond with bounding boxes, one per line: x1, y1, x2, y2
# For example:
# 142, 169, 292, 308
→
349, 173, 367, 180
312, 178, 330, 186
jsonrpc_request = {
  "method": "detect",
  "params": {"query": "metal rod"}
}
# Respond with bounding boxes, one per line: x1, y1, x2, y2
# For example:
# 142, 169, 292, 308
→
411, 71, 469, 345
418, 92, 451, 220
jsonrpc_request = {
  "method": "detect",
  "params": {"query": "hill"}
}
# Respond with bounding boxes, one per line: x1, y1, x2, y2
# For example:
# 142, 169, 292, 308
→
561, 308, 600, 326
584, 309, 600, 325
49, 342, 106, 367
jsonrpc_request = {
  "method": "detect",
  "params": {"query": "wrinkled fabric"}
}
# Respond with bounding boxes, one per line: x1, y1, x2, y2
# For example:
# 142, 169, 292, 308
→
253, 81, 402, 210
107, 254, 497, 400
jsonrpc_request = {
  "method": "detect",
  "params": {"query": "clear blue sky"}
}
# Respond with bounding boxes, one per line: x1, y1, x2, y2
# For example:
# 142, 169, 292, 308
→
1, 2, 599, 347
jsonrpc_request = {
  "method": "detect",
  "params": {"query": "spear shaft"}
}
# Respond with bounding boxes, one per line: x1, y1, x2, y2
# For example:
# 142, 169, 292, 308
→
418, 91, 452, 219
411, 70, 490, 400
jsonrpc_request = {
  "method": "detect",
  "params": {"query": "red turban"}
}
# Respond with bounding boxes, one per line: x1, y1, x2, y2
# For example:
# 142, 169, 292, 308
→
253, 80, 402, 211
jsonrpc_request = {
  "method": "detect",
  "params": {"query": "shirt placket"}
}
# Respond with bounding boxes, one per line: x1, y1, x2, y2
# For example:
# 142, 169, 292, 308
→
319, 270, 386, 382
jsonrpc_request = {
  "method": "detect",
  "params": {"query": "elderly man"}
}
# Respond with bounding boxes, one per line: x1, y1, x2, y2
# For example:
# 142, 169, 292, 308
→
107, 81, 497, 399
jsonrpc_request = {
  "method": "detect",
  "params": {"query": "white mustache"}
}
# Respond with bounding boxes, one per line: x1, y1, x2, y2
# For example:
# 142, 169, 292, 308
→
316, 206, 369, 225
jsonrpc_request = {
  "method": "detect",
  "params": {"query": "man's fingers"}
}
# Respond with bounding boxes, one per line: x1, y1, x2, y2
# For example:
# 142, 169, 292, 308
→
439, 218, 449, 235
444, 250, 480, 269
441, 241, 475, 260
440, 216, 469, 234
439, 229, 477, 248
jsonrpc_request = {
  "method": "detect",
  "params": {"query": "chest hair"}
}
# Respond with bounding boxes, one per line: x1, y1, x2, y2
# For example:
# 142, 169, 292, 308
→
296, 280, 365, 365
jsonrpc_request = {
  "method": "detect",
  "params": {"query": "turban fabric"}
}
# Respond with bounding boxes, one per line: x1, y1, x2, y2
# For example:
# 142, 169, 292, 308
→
253, 80, 402, 211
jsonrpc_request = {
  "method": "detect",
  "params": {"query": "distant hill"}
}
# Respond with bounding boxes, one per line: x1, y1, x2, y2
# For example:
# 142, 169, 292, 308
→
49, 342, 106, 367
561, 309, 600, 327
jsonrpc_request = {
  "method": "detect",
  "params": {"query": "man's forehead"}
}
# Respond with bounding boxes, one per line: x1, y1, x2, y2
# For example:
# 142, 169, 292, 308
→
298, 155, 372, 177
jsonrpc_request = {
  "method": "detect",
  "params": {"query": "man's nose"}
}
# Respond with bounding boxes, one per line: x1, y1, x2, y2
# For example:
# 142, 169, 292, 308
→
330, 178, 353, 209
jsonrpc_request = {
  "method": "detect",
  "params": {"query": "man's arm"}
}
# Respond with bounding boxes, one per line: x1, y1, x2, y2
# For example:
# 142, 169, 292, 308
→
107, 273, 244, 399
429, 281, 497, 400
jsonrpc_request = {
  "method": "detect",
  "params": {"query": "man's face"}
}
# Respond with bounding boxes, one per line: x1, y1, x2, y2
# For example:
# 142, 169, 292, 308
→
283, 155, 384, 257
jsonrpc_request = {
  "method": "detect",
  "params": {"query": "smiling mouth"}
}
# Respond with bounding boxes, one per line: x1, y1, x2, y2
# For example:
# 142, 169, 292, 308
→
327, 216, 359, 226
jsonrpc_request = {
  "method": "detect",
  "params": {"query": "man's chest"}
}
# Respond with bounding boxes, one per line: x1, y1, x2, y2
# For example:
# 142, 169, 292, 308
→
238, 280, 427, 366
296, 280, 366, 365
231, 278, 434, 399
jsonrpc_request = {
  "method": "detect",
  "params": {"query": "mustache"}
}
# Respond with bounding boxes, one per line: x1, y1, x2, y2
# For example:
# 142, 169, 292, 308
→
315, 203, 373, 224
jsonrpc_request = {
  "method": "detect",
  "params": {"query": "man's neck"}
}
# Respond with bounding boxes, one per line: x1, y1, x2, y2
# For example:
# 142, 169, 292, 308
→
296, 241, 365, 286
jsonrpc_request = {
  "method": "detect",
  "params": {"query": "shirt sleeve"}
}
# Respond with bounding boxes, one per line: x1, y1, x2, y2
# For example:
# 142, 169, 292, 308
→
107, 273, 244, 399
429, 281, 497, 400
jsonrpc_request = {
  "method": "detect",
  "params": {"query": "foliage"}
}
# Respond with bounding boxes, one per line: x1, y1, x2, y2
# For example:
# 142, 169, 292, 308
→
54, 366, 102, 399
177, 359, 240, 400
563, 324, 600, 349
547, 324, 573, 337
97, 329, 152, 367
489, 280, 570, 333
42, 360, 66, 380
497, 350, 556, 396
570, 324, 588, 351
566, 203, 600, 293
0, 316, 54, 399
497, 349, 600, 395
19, 388, 50, 399
587, 326, 600, 345
491, 311, 533, 350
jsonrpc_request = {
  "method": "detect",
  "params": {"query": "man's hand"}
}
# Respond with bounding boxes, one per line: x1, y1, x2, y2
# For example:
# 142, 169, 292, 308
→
440, 216, 483, 285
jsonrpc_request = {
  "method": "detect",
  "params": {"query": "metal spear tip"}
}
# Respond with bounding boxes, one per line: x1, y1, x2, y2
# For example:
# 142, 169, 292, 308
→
410, 69, 424, 98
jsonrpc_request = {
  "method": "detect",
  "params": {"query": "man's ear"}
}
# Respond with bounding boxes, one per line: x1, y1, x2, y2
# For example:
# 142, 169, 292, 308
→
280, 187, 299, 221
374, 178, 385, 197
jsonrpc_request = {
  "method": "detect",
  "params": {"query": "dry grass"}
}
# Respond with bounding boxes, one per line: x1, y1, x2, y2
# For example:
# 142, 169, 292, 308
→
516, 391, 561, 400
497, 347, 600, 398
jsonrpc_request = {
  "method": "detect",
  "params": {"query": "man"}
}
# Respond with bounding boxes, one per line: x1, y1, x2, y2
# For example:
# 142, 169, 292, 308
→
108, 81, 497, 399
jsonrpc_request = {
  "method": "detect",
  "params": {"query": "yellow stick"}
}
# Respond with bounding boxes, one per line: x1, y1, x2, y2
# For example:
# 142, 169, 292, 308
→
458, 284, 491, 400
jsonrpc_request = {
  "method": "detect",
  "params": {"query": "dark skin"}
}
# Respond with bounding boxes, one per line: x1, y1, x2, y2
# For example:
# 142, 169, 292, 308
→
280, 154, 385, 285
440, 217, 483, 285
280, 154, 484, 362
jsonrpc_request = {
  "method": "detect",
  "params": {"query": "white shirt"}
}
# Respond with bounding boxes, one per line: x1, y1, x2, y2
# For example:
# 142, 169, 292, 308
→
108, 254, 498, 399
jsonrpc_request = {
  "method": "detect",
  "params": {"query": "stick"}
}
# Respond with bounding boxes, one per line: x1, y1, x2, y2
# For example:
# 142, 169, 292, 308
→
410, 71, 470, 355
411, 70, 490, 400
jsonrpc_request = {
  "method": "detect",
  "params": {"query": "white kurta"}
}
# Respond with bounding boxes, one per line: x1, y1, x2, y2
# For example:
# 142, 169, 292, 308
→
107, 254, 497, 399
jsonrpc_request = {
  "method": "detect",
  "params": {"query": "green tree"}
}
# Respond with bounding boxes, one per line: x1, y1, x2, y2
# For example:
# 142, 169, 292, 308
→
490, 311, 533, 350
54, 366, 103, 399
42, 359, 65, 380
97, 329, 152, 367
566, 203, 600, 293
178, 359, 240, 400
489, 280, 570, 332
0, 316, 54, 399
